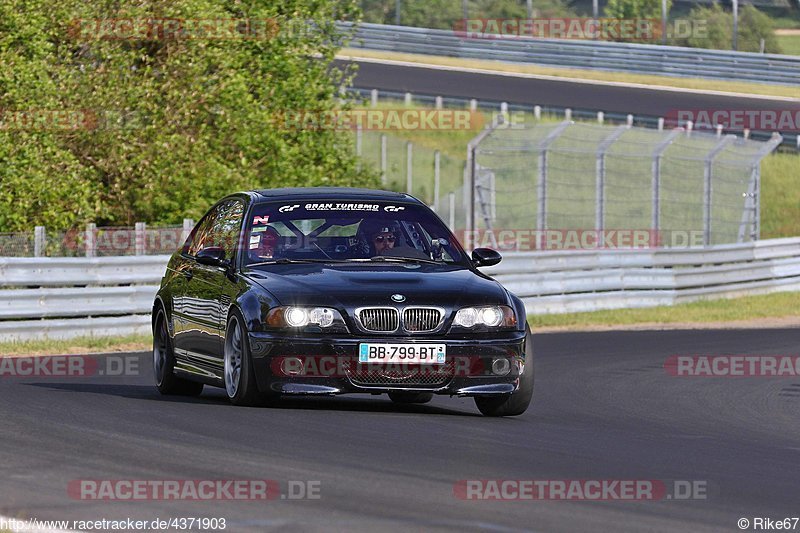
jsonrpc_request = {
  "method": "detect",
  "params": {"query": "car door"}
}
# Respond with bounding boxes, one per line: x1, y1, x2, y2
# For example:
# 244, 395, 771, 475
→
176, 199, 244, 374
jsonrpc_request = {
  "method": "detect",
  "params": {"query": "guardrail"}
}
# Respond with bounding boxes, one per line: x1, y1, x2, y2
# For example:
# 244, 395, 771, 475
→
1, 238, 799, 341
344, 22, 800, 86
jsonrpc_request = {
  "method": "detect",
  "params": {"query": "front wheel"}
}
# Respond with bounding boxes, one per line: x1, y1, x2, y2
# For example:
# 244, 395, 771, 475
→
224, 312, 276, 407
474, 326, 534, 417
153, 308, 204, 396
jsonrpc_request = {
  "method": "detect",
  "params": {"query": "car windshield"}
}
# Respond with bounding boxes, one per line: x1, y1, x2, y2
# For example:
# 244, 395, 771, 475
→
244, 200, 466, 266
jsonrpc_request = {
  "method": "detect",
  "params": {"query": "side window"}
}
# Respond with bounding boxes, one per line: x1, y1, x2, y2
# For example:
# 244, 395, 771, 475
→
211, 200, 245, 260
183, 200, 245, 259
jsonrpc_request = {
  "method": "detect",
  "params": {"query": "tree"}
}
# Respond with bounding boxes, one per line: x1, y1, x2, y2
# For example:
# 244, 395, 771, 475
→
0, 0, 376, 231
678, 3, 781, 53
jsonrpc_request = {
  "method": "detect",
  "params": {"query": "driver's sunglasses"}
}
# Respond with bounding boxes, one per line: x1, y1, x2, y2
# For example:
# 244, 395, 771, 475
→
374, 235, 396, 243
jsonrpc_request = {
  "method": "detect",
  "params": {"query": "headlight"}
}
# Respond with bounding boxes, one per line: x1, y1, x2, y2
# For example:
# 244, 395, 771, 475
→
452, 305, 516, 329
266, 306, 346, 331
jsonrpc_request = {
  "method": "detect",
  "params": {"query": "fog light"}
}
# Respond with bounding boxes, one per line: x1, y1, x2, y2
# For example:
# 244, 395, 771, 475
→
492, 358, 510, 376
281, 357, 304, 376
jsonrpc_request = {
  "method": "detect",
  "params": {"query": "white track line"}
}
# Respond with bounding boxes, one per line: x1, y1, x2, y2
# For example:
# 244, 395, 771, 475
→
338, 54, 800, 103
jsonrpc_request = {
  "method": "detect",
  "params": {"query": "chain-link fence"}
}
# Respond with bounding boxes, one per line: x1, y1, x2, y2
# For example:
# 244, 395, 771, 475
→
468, 121, 782, 249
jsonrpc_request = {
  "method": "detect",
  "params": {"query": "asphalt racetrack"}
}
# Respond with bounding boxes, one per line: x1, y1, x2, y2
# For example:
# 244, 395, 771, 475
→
1, 328, 798, 532
340, 59, 800, 119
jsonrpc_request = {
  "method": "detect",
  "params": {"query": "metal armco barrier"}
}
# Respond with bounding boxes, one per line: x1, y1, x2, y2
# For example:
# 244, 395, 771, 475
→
1, 238, 800, 341
343, 22, 800, 86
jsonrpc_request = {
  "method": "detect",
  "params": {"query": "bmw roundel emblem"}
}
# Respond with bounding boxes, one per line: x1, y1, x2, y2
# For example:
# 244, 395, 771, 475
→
391, 294, 406, 303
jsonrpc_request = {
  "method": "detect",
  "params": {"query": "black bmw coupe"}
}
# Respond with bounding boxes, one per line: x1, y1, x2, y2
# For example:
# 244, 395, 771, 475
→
152, 188, 533, 416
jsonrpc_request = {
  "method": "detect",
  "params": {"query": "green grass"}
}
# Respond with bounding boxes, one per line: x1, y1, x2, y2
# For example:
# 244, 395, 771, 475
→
0, 333, 151, 356
529, 291, 800, 329
776, 34, 800, 55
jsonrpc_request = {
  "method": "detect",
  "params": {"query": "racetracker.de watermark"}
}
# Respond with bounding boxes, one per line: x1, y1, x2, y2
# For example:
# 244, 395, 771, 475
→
453, 18, 707, 42
0, 355, 138, 378
665, 355, 800, 377
68, 18, 286, 41
666, 109, 800, 132
68, 479, 321, 500
0, 109, 143, 132
454, 479, 707, 500
458, 229, 706, 251
272, 109, 489, 131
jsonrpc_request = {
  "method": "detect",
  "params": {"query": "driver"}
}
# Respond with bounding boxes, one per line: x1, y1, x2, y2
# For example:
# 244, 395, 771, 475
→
370, 226, 397, 255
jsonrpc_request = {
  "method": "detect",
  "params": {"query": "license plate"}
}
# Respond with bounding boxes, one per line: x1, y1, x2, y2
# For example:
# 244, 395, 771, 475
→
358, 343, 446, 364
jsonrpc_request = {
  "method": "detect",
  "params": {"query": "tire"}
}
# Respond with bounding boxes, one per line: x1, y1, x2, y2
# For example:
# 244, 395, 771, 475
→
474, 325, 534, 417
388, 391, 434, 404
224, 312, 277, 407
153, 308, 204, 396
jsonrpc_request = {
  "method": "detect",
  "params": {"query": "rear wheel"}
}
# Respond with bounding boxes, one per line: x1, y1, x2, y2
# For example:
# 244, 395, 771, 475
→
474, 326, 534, 417
225, 312, 276, 407
388, 391, 433, 404
153, 308, 204, 396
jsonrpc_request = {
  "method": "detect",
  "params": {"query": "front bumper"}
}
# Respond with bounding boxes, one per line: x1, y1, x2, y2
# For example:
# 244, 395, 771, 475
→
248, 331, 528, 397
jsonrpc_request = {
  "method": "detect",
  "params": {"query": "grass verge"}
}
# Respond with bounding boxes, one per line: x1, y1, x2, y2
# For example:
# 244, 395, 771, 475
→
0, 333, 151, 356
777, 34, 800, 55
529, 291, 800, 330
341, 48, 800, 100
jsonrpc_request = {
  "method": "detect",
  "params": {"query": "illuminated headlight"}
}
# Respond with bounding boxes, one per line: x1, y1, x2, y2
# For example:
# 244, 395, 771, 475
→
267, 306, 345, 329
452, 305, 516, 329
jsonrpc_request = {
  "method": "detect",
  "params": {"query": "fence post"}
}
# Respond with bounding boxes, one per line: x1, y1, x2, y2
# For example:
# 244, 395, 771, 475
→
182, 218, 194, 243
406, 141, 413, 194
703, 135, 735, 246
433, 150, 441, 212
536, 121, 572, 232
380, 134, 387, 185
448, 192, 455, 230
34, 226, 46, 257
135, 222, 146, 255
85, 223, 96, 258
355, 124, 363, 172
651, 129, 682, 240
595, 125, 628, 232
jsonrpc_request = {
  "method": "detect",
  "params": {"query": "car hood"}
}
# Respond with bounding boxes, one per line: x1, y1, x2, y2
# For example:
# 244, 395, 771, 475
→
244, 263, 508, 309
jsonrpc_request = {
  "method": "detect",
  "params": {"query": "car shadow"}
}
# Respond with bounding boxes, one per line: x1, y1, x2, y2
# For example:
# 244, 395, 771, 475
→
24, 382, 481, 417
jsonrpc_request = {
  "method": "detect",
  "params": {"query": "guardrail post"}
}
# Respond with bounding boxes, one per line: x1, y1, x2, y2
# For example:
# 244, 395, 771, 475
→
85, 223, 96, 258
657, 118, 664, 131
597, 112, 604, 125
34, 226, 46, 257
469, 99, 477, 112
435, 96, 443, 110
380, 134, 387, 185
596, 125, 628, 233
565, 108, 572, 121
534, 106, 541, 120
406, 141, 413, 194
536, 121, 572, 232
703, 135, 736, 246
651, 129, 682, 241
433, 150, 441, 212
626, 114, 634, 127
135, 222, 146, 255
370, 89, 378, 107
404, 92, 412, 106
182, 219, 194, 243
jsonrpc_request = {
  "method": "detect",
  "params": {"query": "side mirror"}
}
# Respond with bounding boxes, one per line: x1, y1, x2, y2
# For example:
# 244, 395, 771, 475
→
196, 247, 228, 267
471, 248, 502, 267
